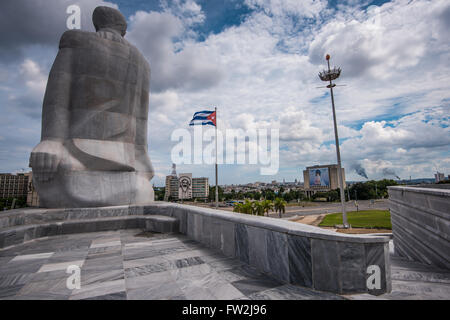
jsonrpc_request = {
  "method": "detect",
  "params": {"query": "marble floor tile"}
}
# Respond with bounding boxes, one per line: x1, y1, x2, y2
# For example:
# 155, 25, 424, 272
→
157, 246, 193, 257
217, 269, 249, 283
30, 269, 69, 282
9, 292, 70, 300
81, 255, 123, 272
123, 241, 154, 249
88, 245, 122, 255
123, 255, 166, 269
0, 284, 25, 299
218, 264, 266, 282
248, 284, 344, 300
47, 250, 89, 263
81, 269, 124, 286
70, 279, 126, 300
189, 272, 245, 300
207, 258, 246, 272
200, 252, 233, 264
18, 277, 72, 297
127, 281, 183, 300
82, 291, 127, 300
125, 262, 173, 278
153, 249, 208, 262
0, 256, 13, 265
90, 240, 121, 249
123, 248, 162, 261
0, 273, 34, 288
125, 270, 175, 290
174, 256, 204, 269
38, 260, 85, 273
10, 252, 54, 262
0, 260, 45, 275
231, 277, 283, 297
169, 263, 214, 282
173, 270, 235, 300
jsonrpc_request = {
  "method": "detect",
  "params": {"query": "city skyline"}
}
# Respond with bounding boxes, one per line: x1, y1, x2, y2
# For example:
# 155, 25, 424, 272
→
0, 0, 449, 187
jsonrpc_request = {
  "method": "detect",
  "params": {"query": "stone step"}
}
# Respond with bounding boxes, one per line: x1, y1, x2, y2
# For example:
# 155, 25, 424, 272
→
0, 206, 147, 229
0, 215, 179, 250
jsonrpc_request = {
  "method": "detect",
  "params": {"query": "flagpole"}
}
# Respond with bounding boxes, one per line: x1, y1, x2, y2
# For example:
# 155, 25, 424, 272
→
215, 107, 218, 209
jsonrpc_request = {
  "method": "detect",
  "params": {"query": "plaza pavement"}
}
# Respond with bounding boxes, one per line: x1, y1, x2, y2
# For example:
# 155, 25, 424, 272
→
0, 229, 448, 300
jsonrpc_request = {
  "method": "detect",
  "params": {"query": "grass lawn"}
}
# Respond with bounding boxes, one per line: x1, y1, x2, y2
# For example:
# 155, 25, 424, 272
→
319, 210, 392, 229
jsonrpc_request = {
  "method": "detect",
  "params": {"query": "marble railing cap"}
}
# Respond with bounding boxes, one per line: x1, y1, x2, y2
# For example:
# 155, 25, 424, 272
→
145, 202, 390, 244
388, 185, 450, 197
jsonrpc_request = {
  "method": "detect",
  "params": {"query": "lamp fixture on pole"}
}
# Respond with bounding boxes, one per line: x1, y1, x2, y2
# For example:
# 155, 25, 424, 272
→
318, 54, 349, 228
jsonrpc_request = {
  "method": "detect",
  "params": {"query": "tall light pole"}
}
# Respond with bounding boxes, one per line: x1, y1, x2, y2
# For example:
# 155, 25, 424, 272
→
318, 54, 349, 228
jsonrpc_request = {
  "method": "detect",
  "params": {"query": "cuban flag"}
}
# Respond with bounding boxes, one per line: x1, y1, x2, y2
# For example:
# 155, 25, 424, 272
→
189, 110, 216, 126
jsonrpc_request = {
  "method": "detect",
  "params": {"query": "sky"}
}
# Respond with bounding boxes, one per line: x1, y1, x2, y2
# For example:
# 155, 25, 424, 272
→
0, 0, 449, 186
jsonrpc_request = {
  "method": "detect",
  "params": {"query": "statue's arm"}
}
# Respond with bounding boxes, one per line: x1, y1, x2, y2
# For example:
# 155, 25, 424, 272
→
134, 58, 154, 177
41, 30, 82, 140
29, 30, 84, 180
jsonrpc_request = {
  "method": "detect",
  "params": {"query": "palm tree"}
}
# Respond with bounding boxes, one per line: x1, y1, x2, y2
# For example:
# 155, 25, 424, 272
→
233, 203, 244, 213
261, 200, 274, 217
273, 198, 287, 218
232, 200, 253, 215
252, 201, 265, 216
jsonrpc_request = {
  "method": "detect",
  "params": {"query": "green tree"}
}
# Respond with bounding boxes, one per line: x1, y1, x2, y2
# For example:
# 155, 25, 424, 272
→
154, 187, 165, 201
209, 186, 225, 202
274, 197, 287, 218
233, 200, 254, 214
261, 199, 274, 216
348, 180, 398, 200
233, 203, 244, 213
252, 201, 265, 216
264, 190, 276, 201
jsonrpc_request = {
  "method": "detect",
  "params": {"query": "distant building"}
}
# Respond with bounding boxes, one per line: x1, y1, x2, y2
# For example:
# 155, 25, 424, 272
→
0, 172, 31, 199
164, 164, 178, 201
192, 177, 209, 199
164, 164, 209, 201
303, 164, 346, 198
435, 172, 445, 183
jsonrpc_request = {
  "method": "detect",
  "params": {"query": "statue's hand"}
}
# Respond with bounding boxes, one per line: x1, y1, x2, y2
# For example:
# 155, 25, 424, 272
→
29, 140, 64, 182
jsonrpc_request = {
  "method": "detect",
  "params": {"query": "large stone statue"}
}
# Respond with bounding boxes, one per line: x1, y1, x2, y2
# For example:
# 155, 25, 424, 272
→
29, 6, 154, 208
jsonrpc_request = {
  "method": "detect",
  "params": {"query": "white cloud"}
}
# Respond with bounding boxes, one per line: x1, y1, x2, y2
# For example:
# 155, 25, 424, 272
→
245, 0, 327, 18
161, 0, 205, 26
126, 8, 224, 92
19, 59, 47, 98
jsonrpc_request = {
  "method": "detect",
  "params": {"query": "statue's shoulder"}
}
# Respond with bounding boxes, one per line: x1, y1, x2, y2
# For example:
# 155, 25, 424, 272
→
128, 42, 150, 70
59, 30, 97, 49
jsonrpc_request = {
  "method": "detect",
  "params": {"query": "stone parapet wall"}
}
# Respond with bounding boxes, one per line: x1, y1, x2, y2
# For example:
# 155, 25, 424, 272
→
144, 202, 391, 295
388, 186, 450, 270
